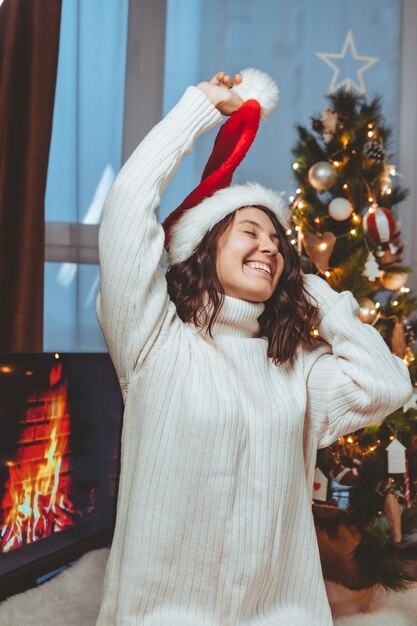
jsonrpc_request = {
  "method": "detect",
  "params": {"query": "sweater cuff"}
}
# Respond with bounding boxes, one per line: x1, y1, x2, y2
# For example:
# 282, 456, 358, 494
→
166, 86, 223, 137
318, 291, 361, 343
303, 273, 344, 320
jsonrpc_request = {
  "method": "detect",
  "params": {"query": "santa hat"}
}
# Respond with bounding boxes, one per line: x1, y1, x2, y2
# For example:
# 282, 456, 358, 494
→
162, 68, 290, 266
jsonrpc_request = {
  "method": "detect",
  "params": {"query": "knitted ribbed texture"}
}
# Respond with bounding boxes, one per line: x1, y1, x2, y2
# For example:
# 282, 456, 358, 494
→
96, 87, 413, 626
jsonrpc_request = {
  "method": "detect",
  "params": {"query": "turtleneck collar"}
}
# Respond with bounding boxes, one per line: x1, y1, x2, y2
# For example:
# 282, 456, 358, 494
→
201, 294, 265, 339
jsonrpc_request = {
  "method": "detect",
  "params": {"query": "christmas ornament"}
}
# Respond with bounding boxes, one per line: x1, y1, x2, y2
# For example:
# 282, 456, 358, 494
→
363, 205, 396, 246
328, 197, 353, 221
386, 438, 406, 473
313, 467, 328, 502
384, 492, 402, 543
380, 271, 408, 291
312, 108, 338, 143
358, 298, 379, 324
362, 251, 383, 281
391, 320, 408, 359
376, 229, 405, 266
308, 162, 337, 191
311, 117, 324, 134
330, 455, 361, 486
322, 108, 338, 135
363, 140, 385, 163
302, 230, 336, 273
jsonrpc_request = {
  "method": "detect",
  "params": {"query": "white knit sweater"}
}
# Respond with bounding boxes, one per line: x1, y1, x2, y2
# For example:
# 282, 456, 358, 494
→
96, 87, 413, 626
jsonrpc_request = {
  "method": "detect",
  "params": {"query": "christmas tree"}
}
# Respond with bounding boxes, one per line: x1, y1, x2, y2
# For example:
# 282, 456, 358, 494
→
289, 89, 417, 590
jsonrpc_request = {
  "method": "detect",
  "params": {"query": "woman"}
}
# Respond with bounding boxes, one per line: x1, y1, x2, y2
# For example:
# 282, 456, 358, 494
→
96, 70, 413, 626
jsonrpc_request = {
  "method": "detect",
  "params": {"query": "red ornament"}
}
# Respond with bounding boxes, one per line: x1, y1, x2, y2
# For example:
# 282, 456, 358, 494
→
363, 205, 396, 245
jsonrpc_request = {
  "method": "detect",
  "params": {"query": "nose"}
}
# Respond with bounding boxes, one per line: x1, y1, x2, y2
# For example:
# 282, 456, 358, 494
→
259, 236, 279, 255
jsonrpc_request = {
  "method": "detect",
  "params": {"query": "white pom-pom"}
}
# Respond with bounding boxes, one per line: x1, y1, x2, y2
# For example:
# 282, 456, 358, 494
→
232, 68, 279, 119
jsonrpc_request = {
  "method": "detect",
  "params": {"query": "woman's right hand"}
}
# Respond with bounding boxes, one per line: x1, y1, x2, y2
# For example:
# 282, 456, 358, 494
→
197, 71, 244, 116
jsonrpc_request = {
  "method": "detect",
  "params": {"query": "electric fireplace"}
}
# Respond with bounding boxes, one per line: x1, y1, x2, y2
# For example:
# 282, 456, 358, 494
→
0, 353, 123, 597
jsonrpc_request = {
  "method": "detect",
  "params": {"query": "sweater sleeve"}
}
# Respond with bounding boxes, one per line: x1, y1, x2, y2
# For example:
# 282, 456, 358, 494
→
96, 87, 222, 386
302, 274, 414, 449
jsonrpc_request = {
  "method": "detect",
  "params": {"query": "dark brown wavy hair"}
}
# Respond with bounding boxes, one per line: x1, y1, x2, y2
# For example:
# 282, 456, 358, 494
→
166, 206, 321, 365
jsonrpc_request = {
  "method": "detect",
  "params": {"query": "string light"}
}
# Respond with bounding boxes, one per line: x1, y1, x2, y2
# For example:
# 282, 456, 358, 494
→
298, 201, 304, 208
392, 300, 399, 306
295, 225, 301, 231
319, 243, 327, 250
333, 160, 341, 167
341, 134, 350, 148
289, 195, 295, 202
368, 206, 375, 213
350, 229, 357, 235
367, 123, 374, 129
293, 162, 299, 170
352, 213, 361, 223
367, 130, 375, 138
286, 229, 292, 235
368, 196, 374, 203
343, 183, 348, 190
325, 271, 331, 277
314, 217, 321, 223
386, 188, 392, 195
296, 188, 301, 193
291, 239, 297, 245
390, 167, 396, 176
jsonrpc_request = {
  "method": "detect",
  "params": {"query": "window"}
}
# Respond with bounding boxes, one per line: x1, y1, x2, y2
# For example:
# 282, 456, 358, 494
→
44, 0, 128, 351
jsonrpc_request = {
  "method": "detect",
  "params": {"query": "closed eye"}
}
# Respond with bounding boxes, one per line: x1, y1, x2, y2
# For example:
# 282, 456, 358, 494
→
244, 231, 256, 236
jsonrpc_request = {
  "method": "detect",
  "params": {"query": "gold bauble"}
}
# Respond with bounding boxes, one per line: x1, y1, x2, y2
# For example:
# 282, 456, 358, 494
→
380, 271, 408, 291
358, 298, 379, 325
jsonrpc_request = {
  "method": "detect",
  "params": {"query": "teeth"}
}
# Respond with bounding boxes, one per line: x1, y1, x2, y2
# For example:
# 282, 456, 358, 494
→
245, 262, 271, 275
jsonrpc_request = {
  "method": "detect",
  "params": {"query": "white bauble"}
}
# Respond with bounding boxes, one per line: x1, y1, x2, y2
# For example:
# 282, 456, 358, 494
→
308, 162, 337, 191
329, 197, 353, 221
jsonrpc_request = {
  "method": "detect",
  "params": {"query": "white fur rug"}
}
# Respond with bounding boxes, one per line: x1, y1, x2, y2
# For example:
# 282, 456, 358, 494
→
0, 548, 416, 625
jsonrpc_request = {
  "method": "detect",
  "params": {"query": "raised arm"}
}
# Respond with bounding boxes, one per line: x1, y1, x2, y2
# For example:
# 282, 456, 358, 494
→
302, 274, 413, 449
96, 73, 243, 390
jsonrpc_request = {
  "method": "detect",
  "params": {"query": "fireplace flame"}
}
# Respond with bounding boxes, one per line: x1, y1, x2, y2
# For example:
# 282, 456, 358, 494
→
1, 364, 74, 552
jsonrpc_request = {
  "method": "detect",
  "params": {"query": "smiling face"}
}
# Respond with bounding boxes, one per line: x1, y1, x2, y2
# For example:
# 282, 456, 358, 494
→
215, 207, 284, 303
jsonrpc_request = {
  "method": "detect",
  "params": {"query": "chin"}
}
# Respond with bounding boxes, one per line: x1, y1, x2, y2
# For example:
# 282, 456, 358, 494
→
242, 288, 272, 303
224, 279, 275, 303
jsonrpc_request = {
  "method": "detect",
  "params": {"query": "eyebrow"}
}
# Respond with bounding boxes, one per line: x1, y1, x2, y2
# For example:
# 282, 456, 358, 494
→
236, 219, 279, 240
